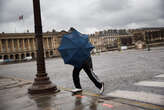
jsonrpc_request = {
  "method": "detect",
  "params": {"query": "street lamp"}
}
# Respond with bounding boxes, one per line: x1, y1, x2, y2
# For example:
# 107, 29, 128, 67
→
28, 0, 58, 94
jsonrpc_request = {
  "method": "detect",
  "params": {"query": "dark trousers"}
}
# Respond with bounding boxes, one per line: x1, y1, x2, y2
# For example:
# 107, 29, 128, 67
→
73, 60, 102, 89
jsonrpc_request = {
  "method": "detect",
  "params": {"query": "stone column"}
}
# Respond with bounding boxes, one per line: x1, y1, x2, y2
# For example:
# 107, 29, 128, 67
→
28, 39, 31, 51
32, 38, 36, 50
47, 38, 49, 49
20, 39, 23, 51
50, 38, 53, 49
17, 39, 20, 51
22, 39, 25, 51
52, 38, 54, 49
6, 40, 9, 52
11, 39, 15, 52
0, 39, 2, 52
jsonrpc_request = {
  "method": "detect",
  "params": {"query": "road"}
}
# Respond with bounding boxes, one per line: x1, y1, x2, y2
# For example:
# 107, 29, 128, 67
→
0, 46, 164, 106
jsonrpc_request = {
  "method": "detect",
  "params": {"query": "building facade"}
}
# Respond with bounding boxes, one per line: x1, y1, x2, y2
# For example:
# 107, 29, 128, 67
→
0, 31, 67, 61
0, 27, 164, 62
129, 27, 164, 48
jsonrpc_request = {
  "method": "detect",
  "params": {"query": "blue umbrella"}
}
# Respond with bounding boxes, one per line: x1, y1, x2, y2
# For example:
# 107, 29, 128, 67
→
58, 29, 94, 68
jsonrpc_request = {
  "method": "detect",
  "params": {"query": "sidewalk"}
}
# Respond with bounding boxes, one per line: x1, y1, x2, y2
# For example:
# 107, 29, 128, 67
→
0, 76, 157, 110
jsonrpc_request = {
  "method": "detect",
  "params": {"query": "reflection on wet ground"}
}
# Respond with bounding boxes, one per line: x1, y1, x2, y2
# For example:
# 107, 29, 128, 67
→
0, 77, 145, 110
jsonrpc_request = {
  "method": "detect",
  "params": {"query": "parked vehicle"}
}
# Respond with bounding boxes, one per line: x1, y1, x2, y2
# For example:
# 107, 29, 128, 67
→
0, 59, 4, 63
24, 56, 32, 61
121, 46, 127, 50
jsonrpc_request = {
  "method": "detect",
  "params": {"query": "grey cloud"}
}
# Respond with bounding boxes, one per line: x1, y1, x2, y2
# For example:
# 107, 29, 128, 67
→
0, 0, 164, 33
96, 0, 131, 13
0, 0, 33, 23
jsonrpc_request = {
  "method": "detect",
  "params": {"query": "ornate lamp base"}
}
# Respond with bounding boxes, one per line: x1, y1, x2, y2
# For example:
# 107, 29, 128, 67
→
28, 73, 59, 94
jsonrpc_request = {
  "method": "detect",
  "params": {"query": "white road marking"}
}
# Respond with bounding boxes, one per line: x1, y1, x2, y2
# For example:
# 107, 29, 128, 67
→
107, 90, 164, 106
134, 81, 164, 88
155, 74, 164, 78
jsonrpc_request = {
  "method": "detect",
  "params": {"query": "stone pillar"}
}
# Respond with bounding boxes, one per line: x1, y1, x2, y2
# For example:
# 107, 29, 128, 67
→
52, 38, 54, 49
11, 39, 15, 52
47, 38, 49, 49
0, 39, 2, 52
6, 40, 9, 52
32, 38, 36, 50
20, 39, 23, 51
22, 39, 25, 51
31, 39, 34, 50
50, 38, 53, 49
17, 39, 20, 51
28, 39, 31, 51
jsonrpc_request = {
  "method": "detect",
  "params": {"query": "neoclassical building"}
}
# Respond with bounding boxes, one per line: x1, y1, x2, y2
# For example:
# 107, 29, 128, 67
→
0, 27, 164, 62
0, 31, 67, 61
130, 27, 164, 43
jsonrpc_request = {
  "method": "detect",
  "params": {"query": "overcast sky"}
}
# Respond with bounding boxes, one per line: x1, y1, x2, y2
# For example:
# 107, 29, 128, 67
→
0, 0, 164, 34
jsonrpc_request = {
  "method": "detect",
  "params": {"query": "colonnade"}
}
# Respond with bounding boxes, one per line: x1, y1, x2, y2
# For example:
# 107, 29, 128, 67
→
145, 31, 164, 43
89, 36, 120, 53
0, 36, 55, 61
0, 29, 164, 62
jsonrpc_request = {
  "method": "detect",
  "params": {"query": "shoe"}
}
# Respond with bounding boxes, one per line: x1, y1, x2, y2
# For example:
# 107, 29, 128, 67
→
100, 82, 104, 94
71, 88, 82, 93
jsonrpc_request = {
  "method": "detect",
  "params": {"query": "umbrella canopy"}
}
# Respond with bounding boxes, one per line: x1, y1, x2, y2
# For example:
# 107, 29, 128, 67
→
58, 29, 94, 68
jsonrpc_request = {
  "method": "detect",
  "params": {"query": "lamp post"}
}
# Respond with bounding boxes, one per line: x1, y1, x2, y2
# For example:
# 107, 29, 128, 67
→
28, 0, 58, 94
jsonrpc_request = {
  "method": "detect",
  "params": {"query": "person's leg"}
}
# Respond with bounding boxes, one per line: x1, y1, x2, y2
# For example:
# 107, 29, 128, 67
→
83, 65, 102, 89
73, 67, 82, 89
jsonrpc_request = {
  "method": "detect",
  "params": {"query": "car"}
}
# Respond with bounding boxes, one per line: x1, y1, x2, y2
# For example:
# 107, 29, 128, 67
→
0, 59, 4, 63
24, 56, 32, 61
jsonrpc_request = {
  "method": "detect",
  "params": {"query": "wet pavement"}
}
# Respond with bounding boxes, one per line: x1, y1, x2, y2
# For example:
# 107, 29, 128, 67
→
0, 76, 146, 110
0, 46, 164, 109
0, 47, 164, 94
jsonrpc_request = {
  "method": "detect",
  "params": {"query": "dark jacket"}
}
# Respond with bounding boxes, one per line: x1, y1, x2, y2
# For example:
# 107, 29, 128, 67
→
83, 56, 93, 69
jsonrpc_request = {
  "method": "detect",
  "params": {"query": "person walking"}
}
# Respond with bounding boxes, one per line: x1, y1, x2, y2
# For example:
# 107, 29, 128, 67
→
72, 55, 104, 94
68, 27, 104, 94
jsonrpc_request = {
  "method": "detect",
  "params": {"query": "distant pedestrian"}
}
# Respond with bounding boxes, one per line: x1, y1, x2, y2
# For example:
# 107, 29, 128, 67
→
145, 32, 151, 51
